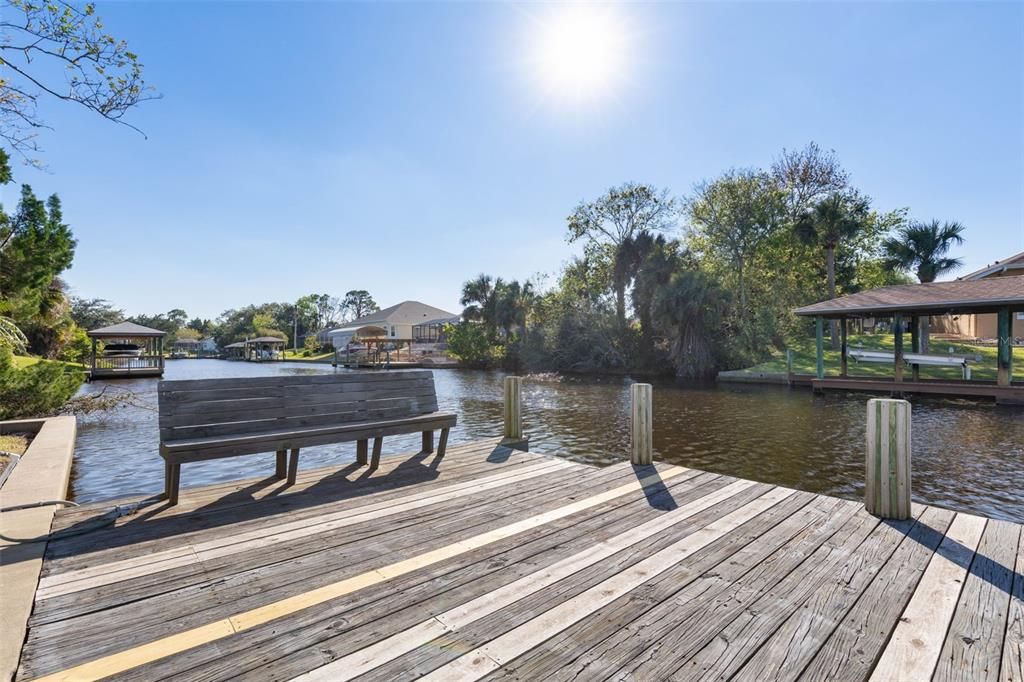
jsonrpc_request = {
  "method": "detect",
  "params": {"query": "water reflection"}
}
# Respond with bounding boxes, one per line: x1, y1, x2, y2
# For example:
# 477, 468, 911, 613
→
71, 359, 1024, 521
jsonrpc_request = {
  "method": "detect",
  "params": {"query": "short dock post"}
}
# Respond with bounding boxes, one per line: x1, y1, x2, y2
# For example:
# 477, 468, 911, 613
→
865, 398, 911, 520
500, 376, 528, 451
503, 376, 522, 440
630, 383, 653, 465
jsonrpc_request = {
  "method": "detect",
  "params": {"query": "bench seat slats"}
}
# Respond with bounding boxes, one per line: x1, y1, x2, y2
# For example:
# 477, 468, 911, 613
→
160, 394, 440, 429
164, 403, 446, 441
159, 370, 434, 392
162, 411, 457, 453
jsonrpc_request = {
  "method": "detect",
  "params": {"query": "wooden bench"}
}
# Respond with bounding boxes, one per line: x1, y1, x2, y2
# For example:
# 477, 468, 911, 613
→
157, 370, 456, 505
847, 347, 981, 379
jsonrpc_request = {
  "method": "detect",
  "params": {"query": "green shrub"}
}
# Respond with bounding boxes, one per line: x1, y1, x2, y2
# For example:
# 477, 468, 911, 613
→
444, 322, 498, 368
0, 347, 84, 419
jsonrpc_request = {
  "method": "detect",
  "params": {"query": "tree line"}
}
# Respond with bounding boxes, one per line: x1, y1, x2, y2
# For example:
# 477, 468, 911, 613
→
445, 143, 968, 378
72, 290, 382, 351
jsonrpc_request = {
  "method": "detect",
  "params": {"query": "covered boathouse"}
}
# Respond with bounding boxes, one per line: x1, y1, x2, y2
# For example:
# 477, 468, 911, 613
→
86, 321, 166, 379
794, 275, 1023, 404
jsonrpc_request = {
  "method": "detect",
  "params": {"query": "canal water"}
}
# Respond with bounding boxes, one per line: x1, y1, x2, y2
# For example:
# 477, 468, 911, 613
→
71, 359, 1024, 521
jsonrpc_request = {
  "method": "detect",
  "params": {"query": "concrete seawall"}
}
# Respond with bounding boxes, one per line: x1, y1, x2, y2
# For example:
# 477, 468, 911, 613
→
0, 416, 76, 682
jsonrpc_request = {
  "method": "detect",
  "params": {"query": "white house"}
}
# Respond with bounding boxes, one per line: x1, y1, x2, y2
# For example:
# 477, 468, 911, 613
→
327, 301, 459, 348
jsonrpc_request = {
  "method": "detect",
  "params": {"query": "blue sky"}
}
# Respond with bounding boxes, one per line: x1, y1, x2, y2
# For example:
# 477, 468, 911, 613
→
4, 1, 1022, 320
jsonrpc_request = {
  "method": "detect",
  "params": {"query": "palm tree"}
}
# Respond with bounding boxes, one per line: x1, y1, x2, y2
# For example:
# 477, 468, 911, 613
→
630, 235, 677, 344
650, 269, 728, 380
612, 231, 665, 330
882, 220, 965, 283
882, 220, 965, 351
460, 274, 498, 337
795, 193, 869, 349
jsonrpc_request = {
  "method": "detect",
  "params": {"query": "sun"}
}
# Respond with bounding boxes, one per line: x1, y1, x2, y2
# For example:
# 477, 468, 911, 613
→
528, 4, 631, 104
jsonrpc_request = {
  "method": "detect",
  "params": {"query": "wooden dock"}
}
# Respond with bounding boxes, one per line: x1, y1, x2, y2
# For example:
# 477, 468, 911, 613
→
14, 438, 1024, 681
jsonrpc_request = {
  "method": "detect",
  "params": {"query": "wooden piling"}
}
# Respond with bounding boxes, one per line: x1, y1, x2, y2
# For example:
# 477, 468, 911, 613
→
630, 383, 653, 466
503, 376, 523, 440
865, 398, 911, 520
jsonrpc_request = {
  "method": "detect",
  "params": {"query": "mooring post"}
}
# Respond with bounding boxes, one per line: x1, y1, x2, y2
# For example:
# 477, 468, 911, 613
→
630, 383, 653, 465
865, 398, 911, 520
503, 375, 523, 441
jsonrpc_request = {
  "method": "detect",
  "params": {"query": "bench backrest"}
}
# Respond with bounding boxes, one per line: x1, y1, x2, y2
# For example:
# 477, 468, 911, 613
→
158, 370, 439, 442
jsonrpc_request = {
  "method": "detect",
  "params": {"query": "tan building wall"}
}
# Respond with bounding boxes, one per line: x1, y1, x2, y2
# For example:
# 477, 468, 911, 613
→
931, 255, 1023, 339
930, 313, 998, 339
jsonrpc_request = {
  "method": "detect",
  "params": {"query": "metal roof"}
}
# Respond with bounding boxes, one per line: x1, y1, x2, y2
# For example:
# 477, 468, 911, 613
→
794, 276, 1024, 318
958, 251, 1024, 281
87, 321, 167, 337
245, 336, 286, 343
329, 301, 459, 334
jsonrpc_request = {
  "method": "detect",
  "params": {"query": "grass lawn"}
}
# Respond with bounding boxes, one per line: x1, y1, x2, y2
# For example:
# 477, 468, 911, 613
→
12, 355, 86, 371
742, 334, 1023, 382
0, 433, 30, 471
281, 350, 335, 362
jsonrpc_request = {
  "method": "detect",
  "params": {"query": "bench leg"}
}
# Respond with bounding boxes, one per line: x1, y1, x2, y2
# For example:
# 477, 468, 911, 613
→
371, 437, 383, 469
165, 461, 180, 506
287, 448, 300, 485
275, 450, 287, 479
422, 430, 434, 454
163, 460, 172, 500
356, 439, 368, 466
437, 428, 450, 459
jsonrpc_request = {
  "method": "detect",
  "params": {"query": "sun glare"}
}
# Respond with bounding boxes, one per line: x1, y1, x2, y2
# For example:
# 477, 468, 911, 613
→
529, 4, 631, 104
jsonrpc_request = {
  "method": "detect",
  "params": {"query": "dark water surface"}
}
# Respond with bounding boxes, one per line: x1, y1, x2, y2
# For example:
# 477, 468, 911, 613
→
72, 359, 1024, 521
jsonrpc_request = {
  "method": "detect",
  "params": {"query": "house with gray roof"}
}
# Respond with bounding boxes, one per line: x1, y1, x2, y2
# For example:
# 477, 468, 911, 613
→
327, 301, 459, 348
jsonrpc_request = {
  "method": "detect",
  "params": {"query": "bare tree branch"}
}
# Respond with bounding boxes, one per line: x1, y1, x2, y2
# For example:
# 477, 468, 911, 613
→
0, 0, 159, 163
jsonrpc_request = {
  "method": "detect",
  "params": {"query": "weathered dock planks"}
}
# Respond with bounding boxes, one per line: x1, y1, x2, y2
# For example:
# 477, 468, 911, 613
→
13, 437, 1024, 681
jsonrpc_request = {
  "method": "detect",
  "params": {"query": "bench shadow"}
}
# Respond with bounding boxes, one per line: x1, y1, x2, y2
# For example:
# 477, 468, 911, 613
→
41, 447, 450, 561
631, 464, 678, 511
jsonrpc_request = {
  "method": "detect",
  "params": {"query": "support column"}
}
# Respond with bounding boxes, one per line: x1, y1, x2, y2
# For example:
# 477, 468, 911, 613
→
910, 315, 920, 382
840, 318, 848, 378
630, 383, 653, 466
998, 307, 1012, 387
865, 398, 911, 520
893, 314, 904, 383
815, 317, 825, 380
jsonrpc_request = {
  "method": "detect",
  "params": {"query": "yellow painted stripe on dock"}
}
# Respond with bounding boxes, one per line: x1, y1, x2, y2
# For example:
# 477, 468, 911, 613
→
37, 459, 572, 599
33, 465, 690, 682
293, 478, 761, 681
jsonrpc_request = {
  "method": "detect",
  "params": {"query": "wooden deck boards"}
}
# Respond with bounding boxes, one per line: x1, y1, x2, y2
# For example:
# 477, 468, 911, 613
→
14, 438, 1024, 681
